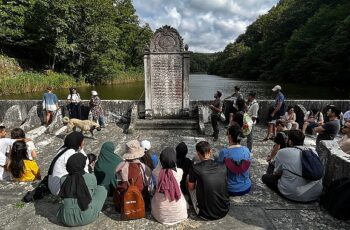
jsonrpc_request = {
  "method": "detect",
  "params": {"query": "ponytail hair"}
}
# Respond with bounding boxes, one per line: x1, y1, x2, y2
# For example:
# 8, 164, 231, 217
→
227, 124, 243, 144
9, 141, 28, 179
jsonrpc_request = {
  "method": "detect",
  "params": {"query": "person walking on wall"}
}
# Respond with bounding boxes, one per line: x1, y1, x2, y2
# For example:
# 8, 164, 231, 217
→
89, 90, 105, 128
209, 91, 223, 142
42, 86, 59, 126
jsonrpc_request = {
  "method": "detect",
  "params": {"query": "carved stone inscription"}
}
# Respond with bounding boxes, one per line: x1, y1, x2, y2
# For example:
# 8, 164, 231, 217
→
151, 54, 183, 111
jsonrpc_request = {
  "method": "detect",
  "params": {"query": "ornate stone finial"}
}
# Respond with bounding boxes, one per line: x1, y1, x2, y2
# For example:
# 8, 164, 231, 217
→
149, 25, 184, 52
185, 44, 189, 51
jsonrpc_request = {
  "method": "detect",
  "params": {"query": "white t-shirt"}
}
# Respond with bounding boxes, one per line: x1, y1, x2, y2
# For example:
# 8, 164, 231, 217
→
26, 141, 36, 160
247, 99, 259, 120
274, 147, 323, 202
0, 138, 16, 166
67, 93, 81, 103
48, 148, 89, 195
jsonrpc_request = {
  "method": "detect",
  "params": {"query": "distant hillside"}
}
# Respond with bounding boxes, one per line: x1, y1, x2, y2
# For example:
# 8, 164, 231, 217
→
208, 0, 350, 85
190, 53, 218, 73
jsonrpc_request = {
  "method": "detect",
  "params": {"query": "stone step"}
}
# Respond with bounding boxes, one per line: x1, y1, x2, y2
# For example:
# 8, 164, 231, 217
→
135, 118, 198, 130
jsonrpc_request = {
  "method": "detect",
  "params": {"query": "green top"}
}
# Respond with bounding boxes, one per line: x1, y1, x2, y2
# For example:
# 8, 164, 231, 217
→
94, 142, 123, 192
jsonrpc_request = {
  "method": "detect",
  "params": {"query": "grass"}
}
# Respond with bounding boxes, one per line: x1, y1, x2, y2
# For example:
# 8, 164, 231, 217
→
101, 70, 144, 85
0, 71, 88, 96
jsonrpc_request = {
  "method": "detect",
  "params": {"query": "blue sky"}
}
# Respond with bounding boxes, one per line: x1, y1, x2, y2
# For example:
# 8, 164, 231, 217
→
133, 0, 279, 53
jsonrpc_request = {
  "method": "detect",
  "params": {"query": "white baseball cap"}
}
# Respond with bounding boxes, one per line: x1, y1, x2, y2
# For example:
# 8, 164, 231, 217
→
141, 140, 151, 151
91, 90, 98, 96
272, 85, 282, 91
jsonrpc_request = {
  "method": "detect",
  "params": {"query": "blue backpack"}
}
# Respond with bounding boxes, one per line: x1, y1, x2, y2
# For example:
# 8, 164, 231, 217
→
287, 147, 324, 181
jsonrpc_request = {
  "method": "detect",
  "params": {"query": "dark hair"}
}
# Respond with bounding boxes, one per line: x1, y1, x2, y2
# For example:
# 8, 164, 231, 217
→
327, 105, 341, 117
140, 151, 155, 170
276, 119, 286, 127
288, 130, 305, 146
176, 142, 188, 159
287, 106, 294, 112
311, 108, 319, 115
0, 126, 5, 131
10, 128, 25, 139
216, 91, 222, 98
9, 141, 28, 178
47, 86, 52, 91
196, 141, 211, 156
236, 98, 245, 111
227, 124, 242, 143
248, 92, 256, 97
234, 86, 240, 91
87, 153, 97, 163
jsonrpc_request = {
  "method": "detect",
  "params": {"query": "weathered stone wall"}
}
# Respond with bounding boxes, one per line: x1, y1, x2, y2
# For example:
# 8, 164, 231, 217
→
317, 140, 350, 188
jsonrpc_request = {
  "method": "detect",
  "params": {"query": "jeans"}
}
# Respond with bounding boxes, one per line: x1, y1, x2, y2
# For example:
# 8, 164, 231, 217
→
211, 114, 219, 138
246, 125, 254, 151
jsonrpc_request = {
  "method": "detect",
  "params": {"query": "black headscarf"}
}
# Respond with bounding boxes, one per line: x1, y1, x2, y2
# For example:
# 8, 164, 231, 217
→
58, 153, 91, 211
48, 132, 84, 175
176, 142, 188, 160
160, 147, 177, 171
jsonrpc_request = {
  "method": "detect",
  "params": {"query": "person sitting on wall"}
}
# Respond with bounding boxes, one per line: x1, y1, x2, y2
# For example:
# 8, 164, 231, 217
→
281, 106, 299, 130
302, 108, 324, 134
188, 141, 230, 220
262, 130, 323, 202
218, 124, 251, 196
57, 153, 107, 227
338, 121, 350, 154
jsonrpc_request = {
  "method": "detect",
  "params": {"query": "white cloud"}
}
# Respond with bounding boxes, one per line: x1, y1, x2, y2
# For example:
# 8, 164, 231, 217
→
133, 0, 279, 52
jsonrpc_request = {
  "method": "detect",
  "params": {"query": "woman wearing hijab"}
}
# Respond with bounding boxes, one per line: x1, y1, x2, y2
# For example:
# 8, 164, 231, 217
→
48, 132, 89, 195
94, 142, 123, 195
175, 142, 193, 197
151, 147, 187, 225
57, 153, 107, 226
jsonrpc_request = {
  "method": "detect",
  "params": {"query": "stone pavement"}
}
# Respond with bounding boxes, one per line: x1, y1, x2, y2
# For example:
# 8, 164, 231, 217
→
0, 122, 349, 230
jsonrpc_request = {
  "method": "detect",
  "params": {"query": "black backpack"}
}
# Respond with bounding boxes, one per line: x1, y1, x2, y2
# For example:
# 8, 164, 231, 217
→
287, 147, 324, 181
320, 178, 350, 220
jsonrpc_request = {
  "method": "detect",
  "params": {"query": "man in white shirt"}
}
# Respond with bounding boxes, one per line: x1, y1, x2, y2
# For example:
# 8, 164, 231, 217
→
262, 130, 323, 202
246, 92, 259, 152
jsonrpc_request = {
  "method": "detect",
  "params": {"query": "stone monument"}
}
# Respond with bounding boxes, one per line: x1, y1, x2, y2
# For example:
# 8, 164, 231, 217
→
144, 25, 190, 119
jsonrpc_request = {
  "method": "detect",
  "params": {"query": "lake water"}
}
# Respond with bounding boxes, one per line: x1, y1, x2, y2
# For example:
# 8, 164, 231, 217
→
2, 74, 349, 100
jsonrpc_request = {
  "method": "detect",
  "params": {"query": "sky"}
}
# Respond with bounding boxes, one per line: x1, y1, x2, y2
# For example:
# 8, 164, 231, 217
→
133, 0, 279, 53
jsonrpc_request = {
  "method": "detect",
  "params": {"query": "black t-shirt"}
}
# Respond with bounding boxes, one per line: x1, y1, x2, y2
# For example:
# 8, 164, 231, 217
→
177, 157, 193, 195
316, 120, 340, 145
189, 160, 230, 220
274, 131, 289, 148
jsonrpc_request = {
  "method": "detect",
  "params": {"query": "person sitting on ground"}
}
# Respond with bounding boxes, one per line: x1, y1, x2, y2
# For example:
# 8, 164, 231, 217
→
266, 120, 289, 174
188, 141, 230, 220
224, 86, 243, 126
262, 130, 323, 202
343, 108, 350, 123
338, 121, 350, 154
10, 128, 38, 160
218, 124, 251, 196
8, 141, 41, 182
302, 108, 324, 134
264, 85, 285, 141
0, 125, 16, 181
57, 153, 107, 227
48, 132, 89, 196
42, 86, 59, 126
151, 147, 187, 225
314, 105, 340, 151
67, 87, 82, 119
114, 140, 152, 211
140, 140, 158, 170
281, 106, 299, 130
87, 153, 97, 173
94, 142, 123, 195
175, 142, 193, 198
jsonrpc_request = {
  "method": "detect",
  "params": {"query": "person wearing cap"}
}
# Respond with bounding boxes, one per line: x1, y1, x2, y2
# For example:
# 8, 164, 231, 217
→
89, 90, 105, 128
113, 140, 152, 211
57, 153, 107, 226
140, 140, 159, 187
151, 147, 188, 225
42, 86, 59, 126
263, 85, 286, 141
314, 105, 340, 151
94, 142, 123, 195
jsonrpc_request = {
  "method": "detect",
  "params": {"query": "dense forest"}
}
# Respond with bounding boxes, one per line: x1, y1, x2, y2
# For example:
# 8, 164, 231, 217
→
0, 0, 153, 83
208, 0, 350, 85
190, 53, 218, 73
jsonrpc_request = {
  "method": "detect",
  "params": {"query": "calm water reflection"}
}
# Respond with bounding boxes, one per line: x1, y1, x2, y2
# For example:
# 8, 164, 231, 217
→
2, 74, 349, 100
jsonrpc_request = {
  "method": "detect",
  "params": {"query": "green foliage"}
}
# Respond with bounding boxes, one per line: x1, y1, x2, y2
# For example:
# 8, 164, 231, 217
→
0, 0, 153, 84
0, 71, 87, 95
210, 0, 350, 85
190, 53, 218, 73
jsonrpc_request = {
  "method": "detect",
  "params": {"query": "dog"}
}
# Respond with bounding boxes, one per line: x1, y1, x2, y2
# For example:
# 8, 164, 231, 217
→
63, 117, 101, 137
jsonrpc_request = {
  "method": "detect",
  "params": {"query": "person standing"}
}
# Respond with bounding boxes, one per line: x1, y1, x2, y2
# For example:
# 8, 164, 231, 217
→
264, 85, 285, 141
89, 90, 105, 128
224, 86, 243, 126
209, 91, 223, 142
314, 105, 340, 150
67, 87, 81, 119
246, 92, 259, 151
42, 86, 59, 126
